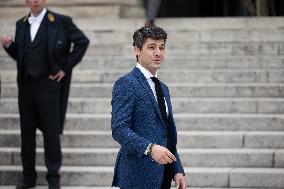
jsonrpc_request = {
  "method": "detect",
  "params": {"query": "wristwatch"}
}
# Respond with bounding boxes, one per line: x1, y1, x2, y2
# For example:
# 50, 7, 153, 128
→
145, 143, 155, 156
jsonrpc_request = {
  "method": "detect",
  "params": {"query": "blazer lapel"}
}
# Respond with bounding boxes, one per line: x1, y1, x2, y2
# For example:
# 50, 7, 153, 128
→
133, 67, 166, 126
18, 16, 29, 63
47, 10, 56, 63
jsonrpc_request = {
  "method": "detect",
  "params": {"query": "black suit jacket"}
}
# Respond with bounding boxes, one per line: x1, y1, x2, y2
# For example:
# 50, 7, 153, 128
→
5, 9, 90, 134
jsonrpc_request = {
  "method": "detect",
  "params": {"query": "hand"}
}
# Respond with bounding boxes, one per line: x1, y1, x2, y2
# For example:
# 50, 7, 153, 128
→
151, 144, 176, 164
1, 35, 13, 48
174, 173, 186, 189
49, 70, 65, 82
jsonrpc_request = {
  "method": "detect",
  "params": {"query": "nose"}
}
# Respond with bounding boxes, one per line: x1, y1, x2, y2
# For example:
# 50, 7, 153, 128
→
154, 49, 163, 57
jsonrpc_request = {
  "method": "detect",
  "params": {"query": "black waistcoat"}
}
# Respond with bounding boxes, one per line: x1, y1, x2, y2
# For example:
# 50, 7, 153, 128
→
23, 15, 49, 79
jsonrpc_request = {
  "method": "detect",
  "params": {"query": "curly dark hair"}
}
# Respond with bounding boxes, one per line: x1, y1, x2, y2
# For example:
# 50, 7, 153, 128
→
133, 26, 167, 50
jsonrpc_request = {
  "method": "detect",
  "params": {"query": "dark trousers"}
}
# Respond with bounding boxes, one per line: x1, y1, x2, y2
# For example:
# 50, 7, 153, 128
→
145, 0, 162, 21
18, 76, 62, 186
161, 164, 172, 189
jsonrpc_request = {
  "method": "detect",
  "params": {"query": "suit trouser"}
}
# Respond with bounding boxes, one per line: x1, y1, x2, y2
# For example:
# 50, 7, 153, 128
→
161, 163, 172, 189
18, 76, 62, 185
145, 0, 162, 21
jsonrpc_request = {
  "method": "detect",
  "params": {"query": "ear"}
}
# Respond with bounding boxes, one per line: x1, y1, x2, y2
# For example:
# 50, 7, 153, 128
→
134, 46, 141, 63
134, 46, 141, 57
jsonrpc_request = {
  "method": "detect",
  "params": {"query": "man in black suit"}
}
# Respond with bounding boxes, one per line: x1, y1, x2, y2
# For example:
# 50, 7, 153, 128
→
1, 0, 89, 188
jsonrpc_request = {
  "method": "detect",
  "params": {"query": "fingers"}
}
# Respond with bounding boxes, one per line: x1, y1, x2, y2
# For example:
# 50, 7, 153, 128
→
174, 174, 186, 189
165, 150, 177, 161
180, 180, 186, 189
1, 35, 12, 47
175, 179, 180, 189
57, 73, 64, 82
49, 71, 65, 82
49, 75, 56, 80
151, 145, 176, 164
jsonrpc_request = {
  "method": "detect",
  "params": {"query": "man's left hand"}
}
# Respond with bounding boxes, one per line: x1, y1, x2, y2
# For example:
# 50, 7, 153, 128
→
174, 173, 186, 189
49, 70, 65, 82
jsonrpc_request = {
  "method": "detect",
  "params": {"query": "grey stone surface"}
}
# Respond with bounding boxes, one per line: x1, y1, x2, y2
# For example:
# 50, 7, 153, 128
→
274, 150, 284, 167
0, 187, 272, 189
244, 132, 284, 148
1, 55, 284, 70
0, 0, 137, 6
1, 42, 283, 57
0, 131, 246, 148
0, 6, 121, 19
5, 98, 284, 114
179, 149, 274, 167
186, 168, 229, 187
0, 148, 276, 167
2, 83, 284, 98
177, 131, 243, 148
230, 168, 284, 187
0, 69, 274, 83
2, 114, 284, 131
0, 166, 231, 187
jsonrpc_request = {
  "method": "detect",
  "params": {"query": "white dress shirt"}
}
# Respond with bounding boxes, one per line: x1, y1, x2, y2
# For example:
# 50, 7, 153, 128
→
136, 63, 169, 116
28, 8, 47, 42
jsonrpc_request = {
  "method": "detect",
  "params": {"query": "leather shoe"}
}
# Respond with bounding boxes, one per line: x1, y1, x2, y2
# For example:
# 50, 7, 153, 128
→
48, 184, 60, 189
15, 183, 35, 189
49, 186, 60, 189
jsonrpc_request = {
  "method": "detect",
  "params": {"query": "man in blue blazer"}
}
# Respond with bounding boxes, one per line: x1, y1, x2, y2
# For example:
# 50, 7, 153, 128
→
111, 26, 186, 189
1, 0, 89, 188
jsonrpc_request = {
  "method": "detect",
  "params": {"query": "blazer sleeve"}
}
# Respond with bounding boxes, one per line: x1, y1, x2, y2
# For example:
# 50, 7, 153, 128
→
4, 42, 18, 61
111, 77, 151, 157
62, 17, 89, 74
172, 150, 185, 175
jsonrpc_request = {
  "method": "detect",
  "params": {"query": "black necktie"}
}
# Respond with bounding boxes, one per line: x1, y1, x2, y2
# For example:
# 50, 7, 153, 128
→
151, 77, 168, 127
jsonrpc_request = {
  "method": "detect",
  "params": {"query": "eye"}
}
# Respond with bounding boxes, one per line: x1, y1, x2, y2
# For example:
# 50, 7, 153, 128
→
148, 46, 155, 50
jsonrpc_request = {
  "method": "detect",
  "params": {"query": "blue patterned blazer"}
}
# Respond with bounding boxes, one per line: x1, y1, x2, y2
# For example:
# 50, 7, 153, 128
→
111, 67, 184, 189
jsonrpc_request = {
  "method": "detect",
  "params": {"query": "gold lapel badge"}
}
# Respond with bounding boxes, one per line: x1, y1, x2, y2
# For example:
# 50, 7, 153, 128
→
48, 13, 55, 22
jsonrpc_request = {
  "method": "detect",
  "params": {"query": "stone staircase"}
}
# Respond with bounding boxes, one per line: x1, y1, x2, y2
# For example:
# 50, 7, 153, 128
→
0, 1, 284, 188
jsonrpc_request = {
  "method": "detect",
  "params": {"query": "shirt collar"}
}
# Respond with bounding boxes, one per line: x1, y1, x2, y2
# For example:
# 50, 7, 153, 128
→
136, 63, 158, 79
30, 8, 47, 22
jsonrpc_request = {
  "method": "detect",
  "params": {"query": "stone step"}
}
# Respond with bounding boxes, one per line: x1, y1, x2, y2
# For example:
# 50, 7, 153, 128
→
0, 188, 274, 189
86, 42, 284, 57
1, 17, 284, 32
2, 23, 283, 43
0, 187, 274, 189
0, 6, 122, 19
0, 166, 284, 187
3, 98, 284, 114
3, 69, 284, 83
0, 55, 284, 70
1, 130, 284, 149
0, 0, 137, 6
0, 41, 283, 57
1, 113, 284, 131
1, 147, 283, 167
2, 83, 284, 98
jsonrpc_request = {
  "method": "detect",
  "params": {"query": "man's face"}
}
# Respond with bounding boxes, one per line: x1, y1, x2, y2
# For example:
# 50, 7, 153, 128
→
26, 0, 46, 16
135, 38, 165, 76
